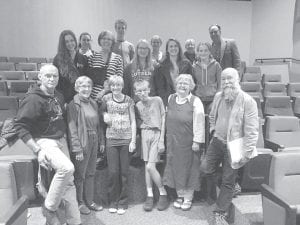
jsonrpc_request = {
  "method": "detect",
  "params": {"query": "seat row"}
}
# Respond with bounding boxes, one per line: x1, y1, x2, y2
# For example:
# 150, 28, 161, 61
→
0, 56, 53, 64
0, 81, 36, 99
0, 62, 52, 71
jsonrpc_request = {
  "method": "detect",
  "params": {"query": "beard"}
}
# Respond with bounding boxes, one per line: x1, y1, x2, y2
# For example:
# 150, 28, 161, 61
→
222, 84, 240, 102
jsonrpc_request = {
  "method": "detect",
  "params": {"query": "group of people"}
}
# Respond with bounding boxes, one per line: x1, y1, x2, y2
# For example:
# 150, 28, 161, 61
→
13, 19, 259, 225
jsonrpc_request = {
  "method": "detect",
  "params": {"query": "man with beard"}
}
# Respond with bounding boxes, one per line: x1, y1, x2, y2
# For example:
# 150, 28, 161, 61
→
205, 68, 258, 224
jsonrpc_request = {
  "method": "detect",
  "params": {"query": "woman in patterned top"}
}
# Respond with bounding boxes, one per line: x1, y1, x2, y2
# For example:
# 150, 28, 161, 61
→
88, 30, 123, 100
123, 39, 154, 101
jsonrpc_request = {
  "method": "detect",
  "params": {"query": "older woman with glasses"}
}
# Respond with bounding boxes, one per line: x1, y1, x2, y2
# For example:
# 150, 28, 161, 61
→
163, 74, 205, 211
88, 30, 123, 100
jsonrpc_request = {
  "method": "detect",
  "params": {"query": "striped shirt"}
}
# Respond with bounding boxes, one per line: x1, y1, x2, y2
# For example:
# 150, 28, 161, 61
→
88, 51, 123, 99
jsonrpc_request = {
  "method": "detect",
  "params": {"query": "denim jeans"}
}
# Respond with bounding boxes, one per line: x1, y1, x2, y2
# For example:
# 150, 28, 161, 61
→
73, 130, 98, 206
204, 137, 237, 213
107, 145, 130, 209
36, 137, 81, 225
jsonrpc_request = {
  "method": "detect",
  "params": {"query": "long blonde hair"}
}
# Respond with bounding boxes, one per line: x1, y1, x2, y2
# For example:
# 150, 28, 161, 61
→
131, 39, 153, 72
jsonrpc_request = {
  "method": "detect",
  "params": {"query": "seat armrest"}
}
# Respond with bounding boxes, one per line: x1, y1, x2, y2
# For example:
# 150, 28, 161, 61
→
0, 195, 28, 225
264, 139, 284, 152
261, 184, 297, 225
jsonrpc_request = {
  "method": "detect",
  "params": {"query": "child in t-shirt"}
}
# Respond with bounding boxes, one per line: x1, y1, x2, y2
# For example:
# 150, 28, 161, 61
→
134, 80, 169, 211
101, 75, 136, 215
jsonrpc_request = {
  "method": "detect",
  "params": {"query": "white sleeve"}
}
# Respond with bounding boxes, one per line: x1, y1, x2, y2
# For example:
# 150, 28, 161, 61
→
193, 97, 205, 143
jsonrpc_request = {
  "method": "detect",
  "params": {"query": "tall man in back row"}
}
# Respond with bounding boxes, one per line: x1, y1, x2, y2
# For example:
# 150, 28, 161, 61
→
206, 68, 258, 224
209, 25, 241, 73
14, 64, 81, 225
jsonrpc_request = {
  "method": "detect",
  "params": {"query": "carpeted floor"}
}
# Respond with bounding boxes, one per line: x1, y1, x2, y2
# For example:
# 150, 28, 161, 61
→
27, 194, 263, 225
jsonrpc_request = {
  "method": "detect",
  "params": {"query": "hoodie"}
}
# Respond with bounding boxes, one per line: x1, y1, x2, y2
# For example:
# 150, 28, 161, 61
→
192, 59, 222, 98
14, 86, 66, 143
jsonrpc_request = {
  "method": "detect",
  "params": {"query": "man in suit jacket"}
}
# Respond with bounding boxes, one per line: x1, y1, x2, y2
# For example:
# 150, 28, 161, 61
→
209, 25, 241, 73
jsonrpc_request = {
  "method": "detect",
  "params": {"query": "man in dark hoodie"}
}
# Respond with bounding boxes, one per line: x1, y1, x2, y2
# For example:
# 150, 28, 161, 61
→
14, 64, 81, 225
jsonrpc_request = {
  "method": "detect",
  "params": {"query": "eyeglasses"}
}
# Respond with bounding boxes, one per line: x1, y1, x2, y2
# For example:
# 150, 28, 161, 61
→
138, 47, 149, 50
101, 37, 113, 41
44, 74, 59, 79
78, 85, 92, 89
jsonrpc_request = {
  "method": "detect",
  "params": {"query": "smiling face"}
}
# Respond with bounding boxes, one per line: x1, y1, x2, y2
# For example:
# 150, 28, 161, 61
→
167, 40, 179, 57
39, 65, 59, 92
80, 34, 91, 50
176, 77, 191, 97
197, 44, 210, 61
115, 23, 126, 38
185, 40, 195, 54
77, 80, 92, 98
209, 25, 221, 43
110, 82, 123, 95
137, 41, 150, 59
99, 33, 114, 51
64, 34, 76, 52
151, 37, 162, 50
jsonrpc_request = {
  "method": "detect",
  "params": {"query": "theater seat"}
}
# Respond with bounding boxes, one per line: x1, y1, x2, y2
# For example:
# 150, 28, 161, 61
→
263, 82, 287, 97
27, 57, 47, 64
0, 62, 15, 71
0, 96, 18, 121
0, 56, 8, 62
9, 81, 35, 99
0, 71, 25, 80
0, 161, 28, 225
262, 74, 282, 85
288, 83, 300, 98
25, 71, 39, 81
293, 97, 300, 117
7, 57, 27, 63
0, 81, 8, 96
263, 96, 293, 117
242, 73, 262, 83
245, 66, 261, 75
265, 116, 300, 152
15, 63, 37, 71
240, 82, 263, 101
261, 151, 300, 225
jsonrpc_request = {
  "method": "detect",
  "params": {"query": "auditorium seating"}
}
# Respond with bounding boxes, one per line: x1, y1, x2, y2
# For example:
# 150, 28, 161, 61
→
0, 71, 25, 80
263, 96, 293, 116
261, 151, 300, 225
253, 96, 263, 118
0, 56, 8, 62
0, 96, 19, 121
242, 72, 262, 83
0, 81, 8, 96
27, 57, 47, 64
240, 82, 263, 101
10, 80, 35, 99
262, 74, 282, 85
15, 63, 38, 71
8, 57, 27, 64
245, 66, 261, 74
263, 82, 287, 97
25, 71, 39, 80
264, 116, 300, 151
0, 161, 29, 225
0, 62, 15, 71
287, 83, 300, 98
292, 97, 300, 117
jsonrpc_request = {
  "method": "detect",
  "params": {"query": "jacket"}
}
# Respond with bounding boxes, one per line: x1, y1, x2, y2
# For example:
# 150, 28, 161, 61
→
67, 94, 104, 153
209, 90, 259, 159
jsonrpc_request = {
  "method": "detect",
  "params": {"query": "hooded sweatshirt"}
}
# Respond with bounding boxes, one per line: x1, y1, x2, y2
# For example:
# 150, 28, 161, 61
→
14, 86, 66, 143
192, 59, 222, 98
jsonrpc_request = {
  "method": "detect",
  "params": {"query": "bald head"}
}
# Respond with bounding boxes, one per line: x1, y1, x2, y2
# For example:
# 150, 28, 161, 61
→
221, 68, 239, 81
38, 64, 59, 93
39, 64, 58, 77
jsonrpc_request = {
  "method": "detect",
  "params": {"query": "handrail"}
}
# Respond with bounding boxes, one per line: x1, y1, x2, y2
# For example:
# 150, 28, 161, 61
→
255, 57, 300, 63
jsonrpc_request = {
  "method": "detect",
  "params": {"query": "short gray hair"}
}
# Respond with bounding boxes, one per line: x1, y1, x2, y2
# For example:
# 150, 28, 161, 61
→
74, 76, 93, 92
39, 64, 58, 77
175, 74, 195, 91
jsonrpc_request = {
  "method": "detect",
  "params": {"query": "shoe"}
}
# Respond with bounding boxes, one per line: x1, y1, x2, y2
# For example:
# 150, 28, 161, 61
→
79, 204, 91, 215
233, 183, 241, 197
42, 205, 61, 225
213, 211, 229, 225
117, 208, 126, 215
143, 196, 154, 211
108, 207, 117, 213
173, 197, 184, 209
88, 202, 103, 211
181, 200, 192, 211
157, 195, 169, 211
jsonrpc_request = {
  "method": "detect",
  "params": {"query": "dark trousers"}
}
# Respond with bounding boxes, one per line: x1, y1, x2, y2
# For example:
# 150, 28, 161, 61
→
205, 137, 237, 213
73, 131, 98, 206
107, 145, 130, 208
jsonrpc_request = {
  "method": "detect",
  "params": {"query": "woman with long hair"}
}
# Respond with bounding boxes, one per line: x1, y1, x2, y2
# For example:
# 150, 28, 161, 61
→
88, 30, 123, 100
53, 30, 88, 103
153, 38, 193, 106
123, 39, 154, 101
78, 32, 94, 57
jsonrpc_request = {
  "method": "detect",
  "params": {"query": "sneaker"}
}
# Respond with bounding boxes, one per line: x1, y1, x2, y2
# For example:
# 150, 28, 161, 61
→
213, 212, 229, 225
173, 197, 184, 209
143, 196, 154, 211
233, 183, 241, 197
157, 195, 169, 211
117, 208, 126, 215
88, 202, 103, 211
79, 204, 91, 215
181, 200, 192, 211
108, 208, 117, 213
41, 205, 60, 225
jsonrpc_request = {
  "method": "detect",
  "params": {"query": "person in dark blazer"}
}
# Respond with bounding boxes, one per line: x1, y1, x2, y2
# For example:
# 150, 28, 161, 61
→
209, 25, 241, 73
153, 38, 193, 106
